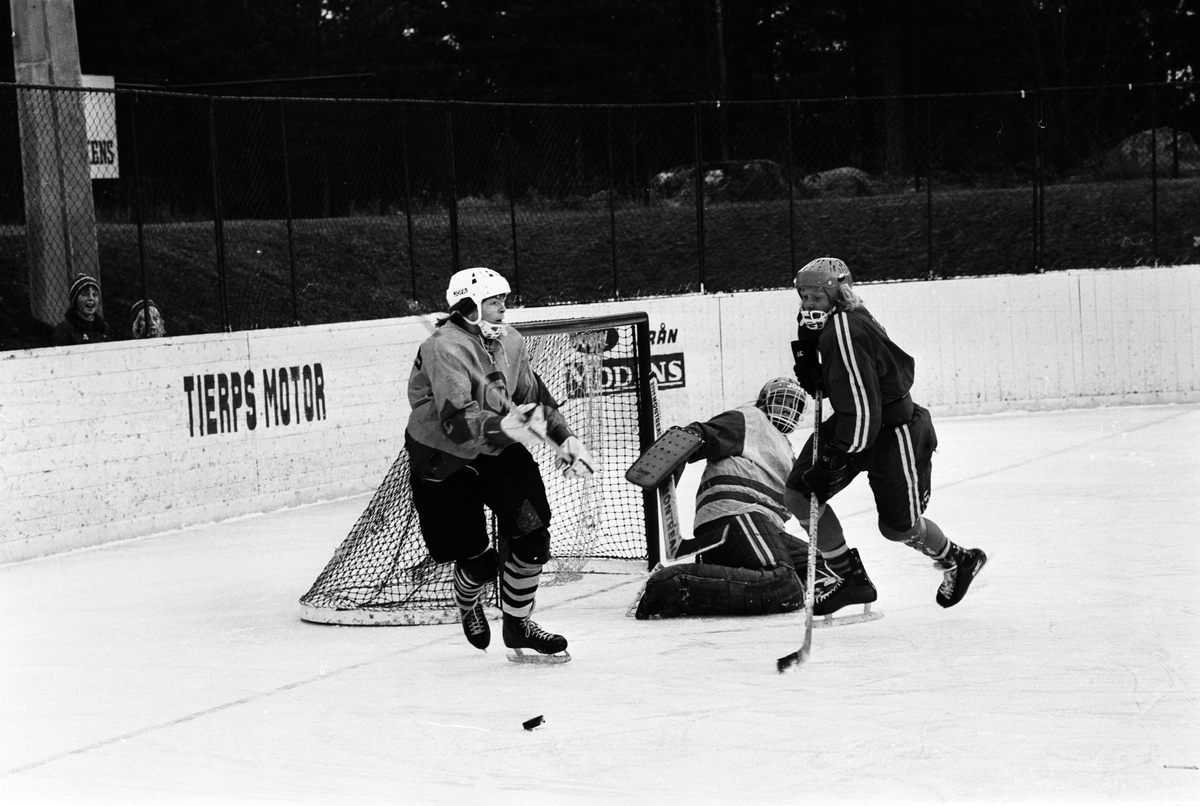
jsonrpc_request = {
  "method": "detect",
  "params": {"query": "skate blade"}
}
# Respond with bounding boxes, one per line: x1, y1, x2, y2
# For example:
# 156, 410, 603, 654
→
506, 648, 572, 665
813, 603, 884, 629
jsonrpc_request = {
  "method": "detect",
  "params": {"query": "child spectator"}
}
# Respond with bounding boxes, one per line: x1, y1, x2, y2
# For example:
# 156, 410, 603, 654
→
52, 274, 108, 346
130, 298, 167, 339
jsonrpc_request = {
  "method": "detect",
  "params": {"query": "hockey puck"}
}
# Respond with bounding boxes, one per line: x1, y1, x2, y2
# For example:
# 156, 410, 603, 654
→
522, 715, 544, 731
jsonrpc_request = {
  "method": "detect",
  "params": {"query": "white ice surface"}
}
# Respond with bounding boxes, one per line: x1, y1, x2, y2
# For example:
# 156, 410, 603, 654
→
2, 404, 1198, 806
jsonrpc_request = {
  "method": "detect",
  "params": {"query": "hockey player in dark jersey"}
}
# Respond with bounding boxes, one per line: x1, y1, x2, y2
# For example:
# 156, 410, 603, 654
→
406, 267, 596, 662
634, 377, 827, 619
784, 257, 987, 615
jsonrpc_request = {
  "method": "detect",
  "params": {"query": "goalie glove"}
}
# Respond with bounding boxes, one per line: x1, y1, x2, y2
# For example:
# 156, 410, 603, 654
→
499, 403, 550, 449
556, 436, 597, 479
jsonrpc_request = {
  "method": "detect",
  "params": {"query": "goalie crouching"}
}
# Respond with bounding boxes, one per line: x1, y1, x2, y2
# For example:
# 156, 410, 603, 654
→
635, 377, 821, 620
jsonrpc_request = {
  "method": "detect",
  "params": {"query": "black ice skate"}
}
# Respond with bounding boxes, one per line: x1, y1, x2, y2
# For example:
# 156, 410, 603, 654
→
812, 548, 883, 627
936, 546, 988, 608
502, 614, 571, 664
460, 601, 490, 650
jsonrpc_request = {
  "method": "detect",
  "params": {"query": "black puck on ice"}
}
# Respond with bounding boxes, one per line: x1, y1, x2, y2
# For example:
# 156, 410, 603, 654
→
522, 715, 544, 731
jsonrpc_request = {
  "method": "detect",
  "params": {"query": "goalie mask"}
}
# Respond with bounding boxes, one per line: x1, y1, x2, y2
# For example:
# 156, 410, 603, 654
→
795, 257, 852, 330
756, 377, 806, 434
445, 267, 511, 338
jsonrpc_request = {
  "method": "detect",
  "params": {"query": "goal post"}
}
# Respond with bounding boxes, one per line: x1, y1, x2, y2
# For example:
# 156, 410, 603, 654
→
299, 311, 660, 626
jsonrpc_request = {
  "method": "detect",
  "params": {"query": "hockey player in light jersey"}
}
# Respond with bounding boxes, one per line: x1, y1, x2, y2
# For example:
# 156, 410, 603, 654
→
635, 377, 824, 619
406, 267, 596, 663
785, 256, 987, 615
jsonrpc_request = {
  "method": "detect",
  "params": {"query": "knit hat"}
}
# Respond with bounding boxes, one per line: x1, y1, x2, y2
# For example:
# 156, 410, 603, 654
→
68, 274, 100, 308
130, 298, 157, 319
130, 297, 166, 338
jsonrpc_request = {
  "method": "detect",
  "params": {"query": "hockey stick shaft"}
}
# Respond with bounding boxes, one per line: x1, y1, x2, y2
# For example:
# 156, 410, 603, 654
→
778, 392, 821, 672
802, 393, 822, 655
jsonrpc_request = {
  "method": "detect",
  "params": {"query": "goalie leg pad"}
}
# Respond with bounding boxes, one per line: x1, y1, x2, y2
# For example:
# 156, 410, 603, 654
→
634, 563, 803, 619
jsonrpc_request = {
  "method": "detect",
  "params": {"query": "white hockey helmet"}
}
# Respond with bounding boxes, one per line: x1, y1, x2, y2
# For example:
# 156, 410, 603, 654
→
445, 267, 511, 337
756, 377, 806, 434
795, 257, 852, 330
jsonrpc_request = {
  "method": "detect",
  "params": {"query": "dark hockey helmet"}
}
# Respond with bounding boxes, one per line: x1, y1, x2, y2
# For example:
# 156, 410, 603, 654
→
795, 257, 852, 330
757, 377, 806, 434
793, 256, 852, 291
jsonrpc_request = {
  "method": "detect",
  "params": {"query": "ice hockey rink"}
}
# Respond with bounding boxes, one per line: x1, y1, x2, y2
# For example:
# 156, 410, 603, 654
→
2, 402, 1198, 806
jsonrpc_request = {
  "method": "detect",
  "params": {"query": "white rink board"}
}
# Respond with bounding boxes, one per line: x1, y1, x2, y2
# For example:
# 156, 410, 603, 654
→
2, 265, 1198, 563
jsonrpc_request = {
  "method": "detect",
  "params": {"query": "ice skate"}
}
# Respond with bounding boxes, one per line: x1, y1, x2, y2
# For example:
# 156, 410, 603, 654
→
936, 546, 987, 608
812, 548, 883, 627
459, 600, 490, 650
503, 614, 571, 664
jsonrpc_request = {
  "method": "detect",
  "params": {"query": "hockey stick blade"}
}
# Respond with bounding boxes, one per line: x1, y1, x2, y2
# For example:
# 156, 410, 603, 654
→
776, 643, 810, 673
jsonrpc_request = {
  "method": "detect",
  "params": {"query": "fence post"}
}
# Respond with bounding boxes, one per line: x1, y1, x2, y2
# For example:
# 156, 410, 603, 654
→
505, 108, 521, 299
693, 102, 706, 293
607, 107, 619, 298
400, 103, 417, 300
279, 99, 299, 325
1030, 89, 1043, 272
208, 97, 231, 331
131, 93, 150, 321
445, 103, 460, 274
926, 98, 935, 280
786, 101, 796, 282
1151, 86, 1159, 266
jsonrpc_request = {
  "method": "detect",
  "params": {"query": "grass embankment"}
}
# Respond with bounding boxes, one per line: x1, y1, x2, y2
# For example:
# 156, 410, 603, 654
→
2, 178, 1196, 352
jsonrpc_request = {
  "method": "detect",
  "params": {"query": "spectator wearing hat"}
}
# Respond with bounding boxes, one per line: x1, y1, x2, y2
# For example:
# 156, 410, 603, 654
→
130, 298, 167, 339
52, 274, 108, 346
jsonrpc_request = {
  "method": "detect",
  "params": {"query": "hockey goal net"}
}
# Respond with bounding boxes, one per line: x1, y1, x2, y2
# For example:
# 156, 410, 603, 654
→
299, 312, 659, 625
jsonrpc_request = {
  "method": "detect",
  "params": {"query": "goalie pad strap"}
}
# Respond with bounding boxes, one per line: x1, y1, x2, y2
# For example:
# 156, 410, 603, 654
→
625, 426, 704, 489
634, 563, 803, 619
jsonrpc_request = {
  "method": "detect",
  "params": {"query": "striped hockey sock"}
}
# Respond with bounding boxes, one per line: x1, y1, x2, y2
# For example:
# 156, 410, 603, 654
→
453, 562, 489, 613
501, 556, 542, 618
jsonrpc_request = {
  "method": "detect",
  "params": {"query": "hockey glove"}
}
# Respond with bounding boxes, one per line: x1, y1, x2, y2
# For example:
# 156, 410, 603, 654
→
499, 403, 550, 449
791, 339, 824, 396
800, 449, 852, 501
556, 436, 597, 479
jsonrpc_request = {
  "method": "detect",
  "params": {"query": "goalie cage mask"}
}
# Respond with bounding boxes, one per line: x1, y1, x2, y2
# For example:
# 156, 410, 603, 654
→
757, 377, 806, 434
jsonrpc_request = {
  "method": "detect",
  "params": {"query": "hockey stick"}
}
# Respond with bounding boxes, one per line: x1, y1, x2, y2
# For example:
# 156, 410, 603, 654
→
777, 392, 821, 673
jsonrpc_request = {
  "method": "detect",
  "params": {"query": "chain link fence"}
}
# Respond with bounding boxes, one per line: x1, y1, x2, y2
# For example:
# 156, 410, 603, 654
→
1, 81, 1197, 349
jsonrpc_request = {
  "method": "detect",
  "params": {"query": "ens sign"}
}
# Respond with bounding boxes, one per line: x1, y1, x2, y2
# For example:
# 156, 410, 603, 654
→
82, 74, 118, 179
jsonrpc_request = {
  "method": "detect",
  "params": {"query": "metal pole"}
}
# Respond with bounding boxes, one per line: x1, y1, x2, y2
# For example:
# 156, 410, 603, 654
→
607, 107, 619, 298
445, 103, 460, 274
926, 98, 934, 280
505, 109, 521, 300
1031, 90, 1041, 272
693, 102, 706, 293
786, 101, 796, 281
130, 93, 150, 326
400, 104, 417, 300
208, 97, 230, 331
279, 100, 299, 325
1150, 86, 1158, 266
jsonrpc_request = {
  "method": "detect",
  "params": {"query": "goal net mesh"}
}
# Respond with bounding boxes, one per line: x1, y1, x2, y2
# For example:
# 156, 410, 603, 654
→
299, 314, 653, 625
